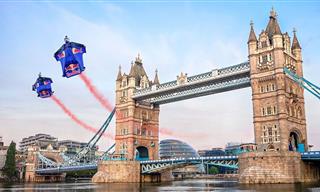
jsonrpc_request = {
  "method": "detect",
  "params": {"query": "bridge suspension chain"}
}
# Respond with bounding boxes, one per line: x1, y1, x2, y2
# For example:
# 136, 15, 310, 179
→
284, 67, 320, 100
64, 108, 116, 165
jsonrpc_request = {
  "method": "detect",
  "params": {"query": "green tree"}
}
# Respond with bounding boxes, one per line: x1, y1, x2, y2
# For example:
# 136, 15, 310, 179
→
208, 166, 219, 175
3, 141, 17, 180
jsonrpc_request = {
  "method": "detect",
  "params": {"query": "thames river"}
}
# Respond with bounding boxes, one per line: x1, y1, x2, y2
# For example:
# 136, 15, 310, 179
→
1, 179, 320, 191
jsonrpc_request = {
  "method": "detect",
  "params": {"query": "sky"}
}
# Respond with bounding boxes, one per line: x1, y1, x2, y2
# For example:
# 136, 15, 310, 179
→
0, 1, 319, 151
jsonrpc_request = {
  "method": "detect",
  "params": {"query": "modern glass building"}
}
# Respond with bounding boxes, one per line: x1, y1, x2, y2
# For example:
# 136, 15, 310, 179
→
198, 148, 226, 157
159, 139, 199, 159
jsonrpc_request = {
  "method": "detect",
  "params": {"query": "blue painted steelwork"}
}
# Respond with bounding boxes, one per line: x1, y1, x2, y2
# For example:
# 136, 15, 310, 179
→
301, 151, 320, 161
68, 108, 116, 164
283, 67, 320, 100
140, 156, 238, 173
35, 109, 116, 174
36, 163, 97, 174
35, 151, 320, 174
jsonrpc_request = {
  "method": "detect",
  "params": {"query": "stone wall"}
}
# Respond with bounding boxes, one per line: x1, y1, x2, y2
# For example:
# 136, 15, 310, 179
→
239, 151, 320, 184
92, 160, 141, 183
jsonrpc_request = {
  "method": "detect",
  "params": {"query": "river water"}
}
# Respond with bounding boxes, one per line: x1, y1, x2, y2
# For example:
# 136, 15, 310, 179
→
1, 179, 320, 191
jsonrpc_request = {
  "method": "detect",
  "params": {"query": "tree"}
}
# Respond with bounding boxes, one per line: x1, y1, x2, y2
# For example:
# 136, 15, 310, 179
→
3, 141, 17, 181
208, 166, 219, 175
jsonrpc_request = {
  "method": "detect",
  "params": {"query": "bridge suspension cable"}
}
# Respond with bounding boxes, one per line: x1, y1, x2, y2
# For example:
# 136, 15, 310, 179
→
283, 67, 320, 100
68, 108, 116, 164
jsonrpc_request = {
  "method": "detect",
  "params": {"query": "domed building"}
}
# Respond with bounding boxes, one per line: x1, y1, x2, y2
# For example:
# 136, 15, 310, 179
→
159, 139, 203, 178
159, 139, 199, 159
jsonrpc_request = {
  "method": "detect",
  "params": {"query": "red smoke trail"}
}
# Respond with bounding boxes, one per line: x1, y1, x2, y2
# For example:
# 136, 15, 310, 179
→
159, 127, 174, 136
79, 73, 114, 112
51, 95, 114, 140
78, 73, 196, 139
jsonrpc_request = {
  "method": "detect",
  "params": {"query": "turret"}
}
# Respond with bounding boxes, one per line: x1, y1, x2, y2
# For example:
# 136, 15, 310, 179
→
266, 8, 283, 48
292, 28, 302, 58
248, 20, 258, 55
153, 69, 160, 85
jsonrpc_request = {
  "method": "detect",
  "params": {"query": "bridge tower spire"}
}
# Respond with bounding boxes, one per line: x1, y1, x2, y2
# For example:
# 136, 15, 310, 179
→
115, 53, 159, 160
249, 8, 307, 152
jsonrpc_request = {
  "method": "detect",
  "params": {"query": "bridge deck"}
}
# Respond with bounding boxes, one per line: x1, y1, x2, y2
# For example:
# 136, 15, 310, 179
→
35, 152, 320, 174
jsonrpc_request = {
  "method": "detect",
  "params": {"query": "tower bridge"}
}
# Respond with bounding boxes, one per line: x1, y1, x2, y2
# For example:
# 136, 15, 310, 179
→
26, 9, 320, 184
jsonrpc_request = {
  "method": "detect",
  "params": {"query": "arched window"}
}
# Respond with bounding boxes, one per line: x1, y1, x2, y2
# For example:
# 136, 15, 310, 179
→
268, 127, 273, 136
267, 107, 272, 115
260, 86, 264, 93
261, 41, 268, 48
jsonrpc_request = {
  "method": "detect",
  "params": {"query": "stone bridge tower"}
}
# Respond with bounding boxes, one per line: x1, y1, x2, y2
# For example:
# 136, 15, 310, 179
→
115, 54, 160, 160
248, 8, 307, 152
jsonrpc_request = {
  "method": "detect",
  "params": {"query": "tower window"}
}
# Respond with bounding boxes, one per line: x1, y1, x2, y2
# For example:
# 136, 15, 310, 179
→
122, 80, 127, 87
268, 127, 273, 136
261, 41, 268, 48
267, 107, 272, 115
272, 84, 275, 91
262, 55, 268, 63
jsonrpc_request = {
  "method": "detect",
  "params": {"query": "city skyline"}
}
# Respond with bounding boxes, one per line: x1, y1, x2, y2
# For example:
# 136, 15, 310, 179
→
1, 2, 320, 150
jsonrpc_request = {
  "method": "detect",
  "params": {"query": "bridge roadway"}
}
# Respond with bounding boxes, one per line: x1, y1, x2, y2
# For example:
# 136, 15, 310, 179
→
35, 151, 320, 175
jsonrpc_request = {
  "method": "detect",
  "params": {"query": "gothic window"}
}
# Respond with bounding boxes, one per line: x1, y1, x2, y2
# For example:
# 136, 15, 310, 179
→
267, 107, 272, 115
120, 109, 128, 118
262, 108, 265, 116
122, 80, 127, 87
266, 85, 269, 92
268, 127, 273, 136
122, 90, 127, 97
142, 128, 146, 136
262, 55, 268, 63
272, 84, 275, 91
261, 41, 268, 48
260, 86, 264, 93
273, 106, 277, 114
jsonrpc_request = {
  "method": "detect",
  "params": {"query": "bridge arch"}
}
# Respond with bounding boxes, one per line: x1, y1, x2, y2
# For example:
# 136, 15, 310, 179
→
288, 129, 303, 152
135, 146, 149, 161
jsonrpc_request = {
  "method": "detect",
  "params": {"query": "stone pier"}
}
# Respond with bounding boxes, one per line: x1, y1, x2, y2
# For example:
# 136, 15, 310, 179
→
92, 160, 141, 183
239, 151, 320, 184
92, 160, 173, 183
